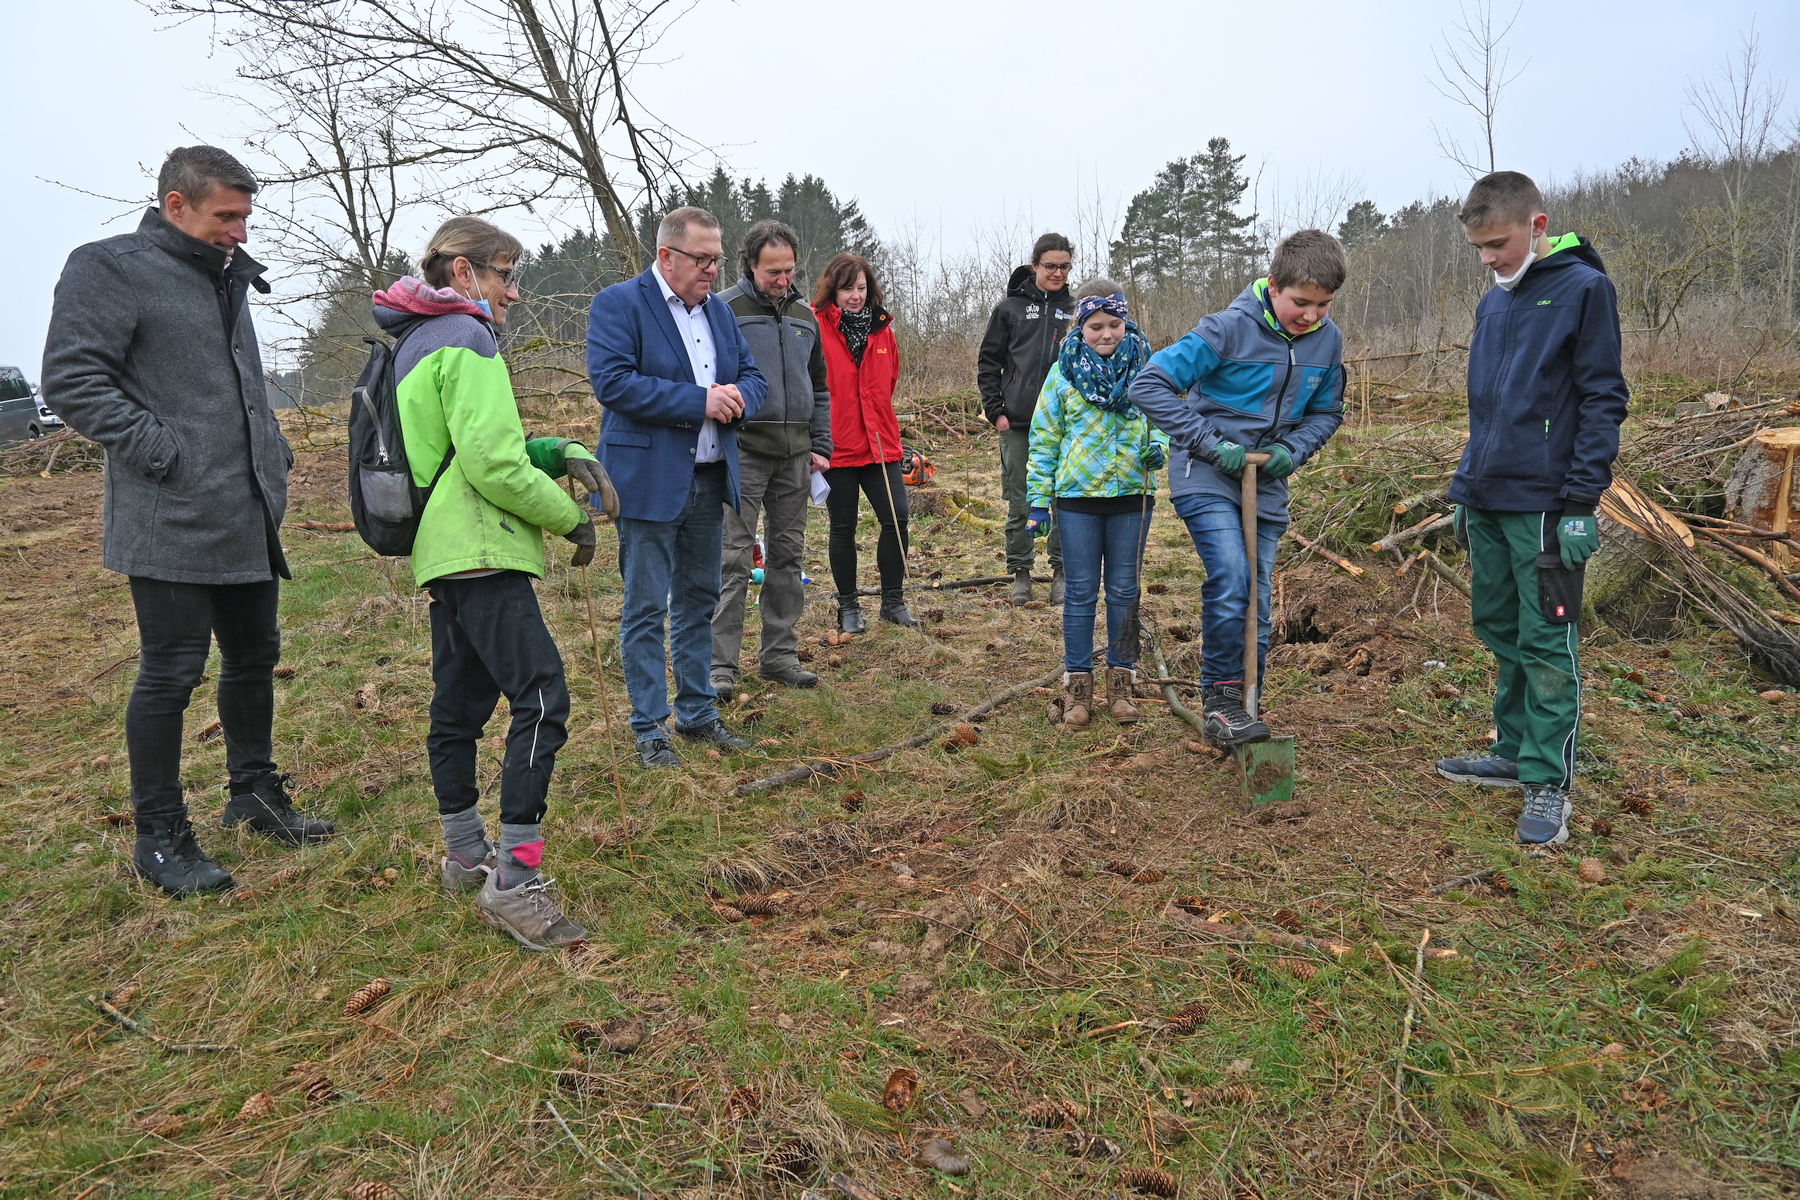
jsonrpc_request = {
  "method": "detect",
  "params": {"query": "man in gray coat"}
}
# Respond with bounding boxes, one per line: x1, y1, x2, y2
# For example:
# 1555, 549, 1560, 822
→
711, 220, 832, 698
42, 145, 333, 899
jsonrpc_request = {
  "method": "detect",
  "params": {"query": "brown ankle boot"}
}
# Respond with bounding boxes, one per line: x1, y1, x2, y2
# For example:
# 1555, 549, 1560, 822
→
1107, 667, 1140, 724
1062, 671, 1093, 728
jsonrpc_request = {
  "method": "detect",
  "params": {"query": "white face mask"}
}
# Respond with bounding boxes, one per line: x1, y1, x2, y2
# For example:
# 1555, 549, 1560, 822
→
1494, 250, 1537, 292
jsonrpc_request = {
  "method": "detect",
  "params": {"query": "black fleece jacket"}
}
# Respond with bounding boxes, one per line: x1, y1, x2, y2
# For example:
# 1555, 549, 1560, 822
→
976, 265, 1073, 427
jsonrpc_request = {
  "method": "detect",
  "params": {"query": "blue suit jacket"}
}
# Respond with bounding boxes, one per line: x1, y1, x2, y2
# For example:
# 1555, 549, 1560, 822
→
587, 267, 768, 522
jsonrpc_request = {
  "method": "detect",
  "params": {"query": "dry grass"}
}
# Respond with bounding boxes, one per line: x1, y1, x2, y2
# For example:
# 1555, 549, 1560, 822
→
0, 383, 1797, 1198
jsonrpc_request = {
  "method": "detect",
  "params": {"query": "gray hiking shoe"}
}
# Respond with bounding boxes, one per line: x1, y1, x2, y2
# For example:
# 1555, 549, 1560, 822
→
441, 849, 496, 895
711, 669, 737, 703
1435, 752, 1522, 788
1010, 571, 1033, 606
474, 872, 588, 952
1517, 784, 1572, 845
1047, 570, 1066, 607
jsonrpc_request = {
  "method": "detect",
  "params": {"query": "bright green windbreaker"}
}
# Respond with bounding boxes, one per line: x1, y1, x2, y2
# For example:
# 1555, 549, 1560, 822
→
379, 309, 586, 586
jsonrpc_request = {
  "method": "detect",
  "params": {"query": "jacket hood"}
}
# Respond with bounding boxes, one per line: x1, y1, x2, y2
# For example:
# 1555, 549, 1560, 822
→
138, 206, 270, 292
1006, 264, 1069, 302
372, 275, 490, 333
1531, 233, 1607, 279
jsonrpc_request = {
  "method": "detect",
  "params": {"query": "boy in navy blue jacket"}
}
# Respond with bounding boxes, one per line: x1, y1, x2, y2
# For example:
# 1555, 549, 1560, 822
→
1434, 171, 1629, 845
1130, 231, 1348, 746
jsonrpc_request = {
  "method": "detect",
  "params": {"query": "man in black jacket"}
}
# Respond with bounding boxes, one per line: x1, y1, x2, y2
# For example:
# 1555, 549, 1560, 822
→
978, 233, 1073, 605
712, 220, 832, 698
43, 145, 334, 899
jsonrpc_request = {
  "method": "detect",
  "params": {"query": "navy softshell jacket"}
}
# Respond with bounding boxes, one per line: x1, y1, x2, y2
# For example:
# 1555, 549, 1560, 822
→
1449, 235, 1629, 513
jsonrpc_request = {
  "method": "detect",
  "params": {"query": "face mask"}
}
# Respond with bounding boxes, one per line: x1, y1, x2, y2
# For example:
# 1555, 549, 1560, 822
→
1494, 250, 1537, 292
454, 268, 493, 319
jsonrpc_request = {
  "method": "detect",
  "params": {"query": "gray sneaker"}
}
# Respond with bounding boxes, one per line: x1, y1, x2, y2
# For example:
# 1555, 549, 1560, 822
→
1517, 784, 1572, 845
441, 849, 496, 895
474, 872, 588, 952
711, 670, 737, 703
1435, 752, 1522, 788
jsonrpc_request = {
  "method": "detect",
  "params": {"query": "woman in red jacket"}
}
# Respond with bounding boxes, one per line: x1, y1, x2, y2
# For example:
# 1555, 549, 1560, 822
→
816, 252, 916, 632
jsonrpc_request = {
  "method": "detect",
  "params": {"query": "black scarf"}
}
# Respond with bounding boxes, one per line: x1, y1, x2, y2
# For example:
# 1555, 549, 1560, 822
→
839, 306, 875, 364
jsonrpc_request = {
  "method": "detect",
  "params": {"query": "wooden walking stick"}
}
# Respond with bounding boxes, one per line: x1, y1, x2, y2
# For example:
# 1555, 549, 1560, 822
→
570, 478, 633, 866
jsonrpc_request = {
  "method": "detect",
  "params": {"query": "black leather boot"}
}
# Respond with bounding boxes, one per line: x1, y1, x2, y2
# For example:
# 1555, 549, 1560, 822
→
879, 591, 919, 628
223, 772, 336, 845
836, 595, 867, 635
133, 811, 235, 898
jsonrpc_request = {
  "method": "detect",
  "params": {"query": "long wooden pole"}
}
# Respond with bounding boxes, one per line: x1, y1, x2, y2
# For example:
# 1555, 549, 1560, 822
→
1241, 453, 1269, 716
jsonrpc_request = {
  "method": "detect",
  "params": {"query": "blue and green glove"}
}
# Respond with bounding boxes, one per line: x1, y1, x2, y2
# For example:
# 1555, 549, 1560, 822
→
1557, 503, 1600, 569
1260, 444, 1295, 479
1210, 441, 1247, 476
1139, 442, 1167, 471
1027, 507, 1051, 538
531, 438, 619, 523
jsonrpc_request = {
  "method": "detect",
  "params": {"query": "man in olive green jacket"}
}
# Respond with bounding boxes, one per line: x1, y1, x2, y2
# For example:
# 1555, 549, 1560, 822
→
711, 220, 832, 698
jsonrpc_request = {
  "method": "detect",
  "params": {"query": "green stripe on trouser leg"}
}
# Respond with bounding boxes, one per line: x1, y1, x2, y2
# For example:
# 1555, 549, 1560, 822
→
1464, 508, 1582, 788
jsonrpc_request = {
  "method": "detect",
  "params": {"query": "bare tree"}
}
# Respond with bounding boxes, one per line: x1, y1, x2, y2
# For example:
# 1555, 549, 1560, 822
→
153, 0, 696, 275
1685, 29, 1789, 298
1429, 0, 1526, 179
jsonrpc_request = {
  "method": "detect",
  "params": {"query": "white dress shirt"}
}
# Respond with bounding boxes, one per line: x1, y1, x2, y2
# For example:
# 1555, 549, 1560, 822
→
651, 262, 722, 463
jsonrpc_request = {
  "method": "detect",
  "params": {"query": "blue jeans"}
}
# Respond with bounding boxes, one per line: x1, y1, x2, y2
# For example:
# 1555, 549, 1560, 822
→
1172, 492, 1285, 686
1056, 505, 1151, 673
617, 463, 726, 738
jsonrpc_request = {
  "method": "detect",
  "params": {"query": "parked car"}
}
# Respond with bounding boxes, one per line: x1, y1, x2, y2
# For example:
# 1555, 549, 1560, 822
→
0, 365, 52, 443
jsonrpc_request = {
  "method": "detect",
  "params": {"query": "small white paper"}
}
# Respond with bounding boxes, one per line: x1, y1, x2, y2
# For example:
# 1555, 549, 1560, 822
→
809, 471, 830, 507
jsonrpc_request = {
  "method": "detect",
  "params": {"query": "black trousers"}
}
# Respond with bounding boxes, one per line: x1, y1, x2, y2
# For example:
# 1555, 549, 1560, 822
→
824, 461, 909, 598
126, 577, 281, 821
426, 571, 569, 827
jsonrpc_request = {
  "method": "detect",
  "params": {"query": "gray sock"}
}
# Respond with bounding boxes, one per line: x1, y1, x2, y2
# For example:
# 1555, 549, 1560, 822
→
498, 822, 544, 890
441, 807, 492, 870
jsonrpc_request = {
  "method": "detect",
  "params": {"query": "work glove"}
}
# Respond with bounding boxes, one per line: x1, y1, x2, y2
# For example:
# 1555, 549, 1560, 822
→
1261, 444, 1296, 479
1557, 504, 1600, 570
564, 447, 619, 522
1139, 442, 1167, 471
564, 517, 597, 567
1210, 440, 1247, 476
1453, 505, 1469, 549
1027, 507, 1051, 538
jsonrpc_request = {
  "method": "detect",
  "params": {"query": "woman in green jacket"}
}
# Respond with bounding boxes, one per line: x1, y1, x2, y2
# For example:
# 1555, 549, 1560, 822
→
374, 216, 616, 953
1027, 280, 1167, 729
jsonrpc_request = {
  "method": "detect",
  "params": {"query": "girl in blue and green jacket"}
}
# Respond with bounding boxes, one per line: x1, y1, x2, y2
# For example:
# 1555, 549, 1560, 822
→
1027, 281, 1168, 729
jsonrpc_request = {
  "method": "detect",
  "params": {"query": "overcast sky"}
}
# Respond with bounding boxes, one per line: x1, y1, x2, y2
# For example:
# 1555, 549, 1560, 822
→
5, 0, 1798, 376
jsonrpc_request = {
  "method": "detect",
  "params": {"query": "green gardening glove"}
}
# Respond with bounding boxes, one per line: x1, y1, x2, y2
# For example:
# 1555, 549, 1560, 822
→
1558, 505, 1600, 569
1261, 444, 1295, 479
1211, 440, 1246, 476
1453, 504, 1469, 549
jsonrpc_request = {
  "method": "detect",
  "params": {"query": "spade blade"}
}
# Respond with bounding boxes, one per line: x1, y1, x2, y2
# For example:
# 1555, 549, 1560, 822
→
1234, 735, 1296, 805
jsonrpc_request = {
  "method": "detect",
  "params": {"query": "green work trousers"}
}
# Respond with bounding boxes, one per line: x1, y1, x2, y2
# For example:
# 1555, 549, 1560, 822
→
1465, 508, 1583, 788
998, 424, 1061, 576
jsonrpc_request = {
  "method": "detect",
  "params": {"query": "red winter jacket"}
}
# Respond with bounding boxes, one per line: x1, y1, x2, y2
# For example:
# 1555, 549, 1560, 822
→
818, 303, 901, 468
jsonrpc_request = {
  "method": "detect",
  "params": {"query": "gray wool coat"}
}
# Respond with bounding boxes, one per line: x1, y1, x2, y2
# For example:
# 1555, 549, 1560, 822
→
42, 207, 292, 585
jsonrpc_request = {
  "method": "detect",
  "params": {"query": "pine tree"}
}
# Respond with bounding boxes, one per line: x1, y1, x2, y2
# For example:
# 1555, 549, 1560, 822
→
1191, 137, 1259, 293
1337, 200, 1390, 251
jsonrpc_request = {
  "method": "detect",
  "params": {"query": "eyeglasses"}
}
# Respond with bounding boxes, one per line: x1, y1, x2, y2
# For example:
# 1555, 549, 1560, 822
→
666, 245, 726, 271
1039, 262, 1073, 274
470, 260, 518, 287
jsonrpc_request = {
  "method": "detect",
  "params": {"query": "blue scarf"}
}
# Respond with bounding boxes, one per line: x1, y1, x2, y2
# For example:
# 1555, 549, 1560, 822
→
1058, 293, 1149, 416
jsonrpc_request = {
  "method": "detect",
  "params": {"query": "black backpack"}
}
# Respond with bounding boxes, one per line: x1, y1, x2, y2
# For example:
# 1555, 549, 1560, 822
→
347, 319, 456, 556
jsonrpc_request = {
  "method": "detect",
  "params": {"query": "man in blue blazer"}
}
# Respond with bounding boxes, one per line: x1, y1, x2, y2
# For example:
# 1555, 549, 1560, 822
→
588, 206, 768, 767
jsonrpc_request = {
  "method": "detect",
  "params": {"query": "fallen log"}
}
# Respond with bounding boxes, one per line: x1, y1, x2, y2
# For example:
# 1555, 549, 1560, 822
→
1418, 549, 1472, 599
1150, 639, 1208, 742
855, 573, 1050, 597
1371, 513, 1454, 554
1285, 529, 1365, 576
1161, 901, 1459, 961
734, 668, 1060, 795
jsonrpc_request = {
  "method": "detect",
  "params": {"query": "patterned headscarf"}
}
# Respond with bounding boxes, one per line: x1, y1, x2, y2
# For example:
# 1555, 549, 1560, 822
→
1058, 293, 1149, 415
